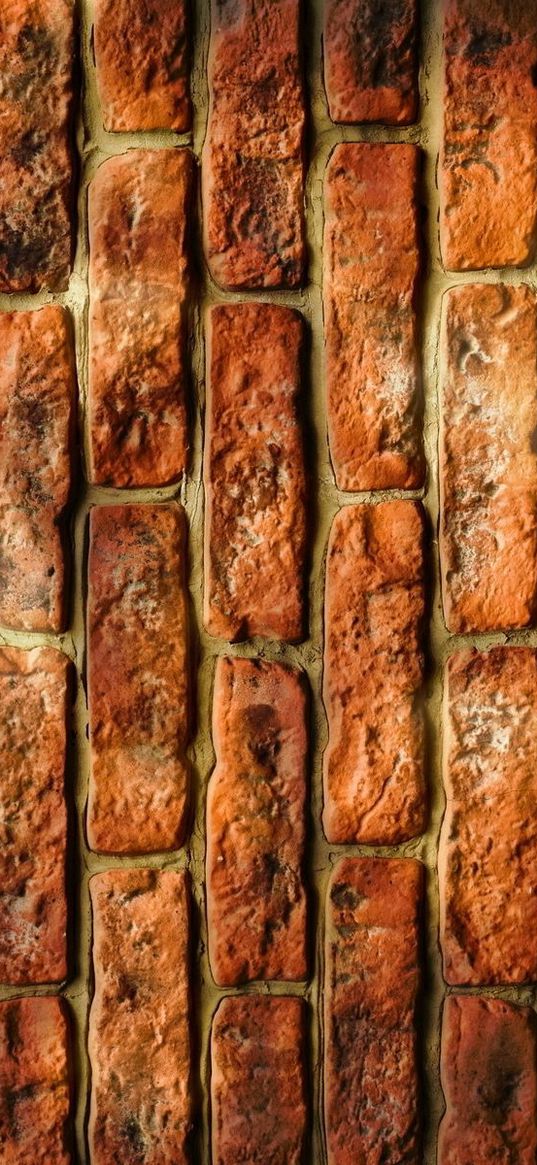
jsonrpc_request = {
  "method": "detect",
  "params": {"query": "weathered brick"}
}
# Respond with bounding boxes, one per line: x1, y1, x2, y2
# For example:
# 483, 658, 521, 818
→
439, 995, 537, 1165
87, 504, 190, 854
0, 996, 72, 1164
211, 995, 306, 1165
0, 306, 75, 633
323, 0, 418, 124
325, 857, 422, 1165
94, 0, 190, 131
207, 657, 308, 985
324, 144, 424, 490
323, 501, 426, 845
440, 0, 537, 270
202, 0, 306, 289
88, 149, 193, 488
0, 0, 75, 292
204, 304, 307, 642
0, 647, 69, 985
440, 647, 537, 985
439, 284, 537, 633
89, 869, 192, 1165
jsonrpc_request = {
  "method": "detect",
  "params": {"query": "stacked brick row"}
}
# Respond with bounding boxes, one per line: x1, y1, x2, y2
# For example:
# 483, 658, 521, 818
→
1, 0, 537, 1163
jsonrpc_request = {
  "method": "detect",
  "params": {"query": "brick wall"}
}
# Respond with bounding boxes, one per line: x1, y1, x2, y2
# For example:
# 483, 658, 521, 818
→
1, 0, 537, 1162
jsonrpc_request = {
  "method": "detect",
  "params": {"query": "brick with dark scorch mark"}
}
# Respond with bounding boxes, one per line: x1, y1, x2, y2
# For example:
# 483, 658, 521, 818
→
0, 995, 72, 1164
324, 0, 418, 124
207, 656, 308, 985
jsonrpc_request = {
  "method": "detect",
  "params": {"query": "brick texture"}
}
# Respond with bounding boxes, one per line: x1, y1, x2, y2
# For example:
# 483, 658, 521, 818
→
87, 504, 190, 854
211, 995, 307, 1165
324, 143, 424, 490
88, 869, 192, 1165
88, 149, 193, 488
207, 657, 308, 985
204, 303, 307, 641
94, 0, 190, 131
0, 995, 72, 1164
0, 306, 75, 633
323, 501, 426, 845
0, 647, 69, 985
439, 995, 537, 1165
440, 647, 537, 985
0, 0, 74, 292
440, 0, 537, 270
323, 0, 418, 124
325, 857, 422, 1165
202, 0, 306, 289
439, 283, 537, 633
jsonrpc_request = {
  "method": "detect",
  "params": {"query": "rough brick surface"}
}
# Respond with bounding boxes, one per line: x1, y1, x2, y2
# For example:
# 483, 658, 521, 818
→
89, 869, 192, 1165
438, 995, 537, 1165
324, 0, 418, 124
207, 657, 308, 985
325, 858, 422, 1165
0, 0, 74, 292
211, 995, 306, 1165
323, 502, 426, 845
440, 0, 537, 270
87, 504, 190, 854
324, 144, 424, 491
0, 647, 69, 985
94, 0, 190, 131
204, 304, 307, 642
88, 149, 193, 488
0, 306, 75, 633
0, 996, 72, 1164
202, 0, 306, 289
440, 647, 537, 985
440, 284, 537, 634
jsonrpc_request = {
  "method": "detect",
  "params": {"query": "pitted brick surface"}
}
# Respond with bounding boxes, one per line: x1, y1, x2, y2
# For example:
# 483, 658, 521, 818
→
0, 996, 72, 1164
324, 0, 418, 124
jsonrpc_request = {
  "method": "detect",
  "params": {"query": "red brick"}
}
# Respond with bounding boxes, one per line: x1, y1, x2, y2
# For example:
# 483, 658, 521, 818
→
207, 657, 308, 985
440, 647, 537, 985
94, 0, 190, 131
0, 647, 69, 985
211, 995, 306, 1165
0, 306, 75, 633
204, 304, 307, 642
439, 284, 537, 634
202, 0, 306, 289
438, 995, 537, 1165
325, 857, 422, 1165
440, 0, 537, 270
88, 869, 192, 1165
88, 149, 193, 488
323, 502, 426, 845
323, 0, 418, 124
324, 144, 424, 490
0, 0, 74, 292
87, 504, 190, 854
0, 995, 72, 1164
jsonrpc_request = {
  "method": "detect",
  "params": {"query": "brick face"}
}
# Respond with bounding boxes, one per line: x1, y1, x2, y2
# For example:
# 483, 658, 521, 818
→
0, 996, 72, 1164
207, 657, 308, 985
87, 504, 190, 854
324, 144, 424, 490
88, 149, 193, 488
202, 0, 306, 289
323, 0, 418, 124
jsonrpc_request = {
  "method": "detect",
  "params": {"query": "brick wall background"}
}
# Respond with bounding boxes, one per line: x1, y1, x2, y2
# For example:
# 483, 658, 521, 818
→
2, 0, 537, 1162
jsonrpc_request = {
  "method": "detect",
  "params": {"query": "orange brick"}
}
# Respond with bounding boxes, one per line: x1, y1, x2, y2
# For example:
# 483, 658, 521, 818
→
207, 657, 308, 985
88, 150, 193, 488
325, 858, 422, 1165
202, 0, 306, 289
0, 996, 72, 1164
439, 284, 537, 633
89, 869, 192, 1165
323, 502, 426, 845
324, 0, 418, 124
0, 306, 75, 633
324, 144, 424, 490
87, 504, 190, 854
204, 304, 307, 642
